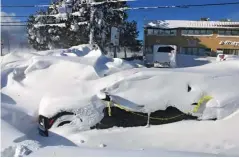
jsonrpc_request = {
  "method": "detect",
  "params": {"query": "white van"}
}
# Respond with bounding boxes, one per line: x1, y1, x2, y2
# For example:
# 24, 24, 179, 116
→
153, 45, 177, 68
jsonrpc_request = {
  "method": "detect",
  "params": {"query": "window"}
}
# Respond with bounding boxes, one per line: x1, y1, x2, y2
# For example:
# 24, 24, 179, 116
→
164, 30, 170, 35
153, 29, 159, 35
200, 30, 206, 34
219, 49, 239, 55
150, 29, 177, 36
218, 30, 225, 35
147, 29, 154, 35
198, 48, 206, 56
193, 48, 198, 55
194, 30, 200, 35
182, 30, 188, 34
158, 29, 164, 35
188, 48, 193, 55
188, 30, 194, 34
232, 30, 239, 35
181, 47, 186, 54
236, 50, 239, 55
225, 30, 231, 35
157, 46, 175, 53
170, 30, 177, 36
182, 29, 213, 36
181, 47, 211, 56
206, 30, 213, 35
218, 29, 239, 36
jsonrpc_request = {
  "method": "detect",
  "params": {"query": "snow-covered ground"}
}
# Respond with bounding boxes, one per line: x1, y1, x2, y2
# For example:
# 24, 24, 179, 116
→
1, 44, 239, 156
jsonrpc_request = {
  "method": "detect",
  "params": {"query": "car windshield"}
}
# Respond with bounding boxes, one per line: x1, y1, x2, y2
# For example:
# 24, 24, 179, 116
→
157, 46, 174, 53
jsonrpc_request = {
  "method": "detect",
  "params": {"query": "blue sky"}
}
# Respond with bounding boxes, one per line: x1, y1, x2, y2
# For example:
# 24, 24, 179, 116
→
2, 0, 239, 39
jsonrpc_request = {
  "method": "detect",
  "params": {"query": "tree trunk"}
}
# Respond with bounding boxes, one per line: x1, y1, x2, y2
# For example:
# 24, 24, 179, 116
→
89, 7, 96, 45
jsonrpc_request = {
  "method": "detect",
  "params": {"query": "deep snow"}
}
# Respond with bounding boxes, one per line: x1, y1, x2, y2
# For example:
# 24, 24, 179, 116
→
1, 44, 239, 156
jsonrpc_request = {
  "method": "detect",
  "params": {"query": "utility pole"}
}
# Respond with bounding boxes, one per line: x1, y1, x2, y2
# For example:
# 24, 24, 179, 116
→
1, 40, 3, 56
113, 44, 117, 58
7, 30, 10, 54
111, 26, 119, 58
143, 16, 146, 57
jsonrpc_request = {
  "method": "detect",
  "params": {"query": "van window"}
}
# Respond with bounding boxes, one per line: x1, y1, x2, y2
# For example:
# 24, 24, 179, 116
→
157, 46, 174, 53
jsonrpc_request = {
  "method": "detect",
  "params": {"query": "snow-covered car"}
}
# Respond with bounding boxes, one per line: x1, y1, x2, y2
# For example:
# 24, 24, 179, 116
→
38, 92, 200, 137
38, 69, 238, 137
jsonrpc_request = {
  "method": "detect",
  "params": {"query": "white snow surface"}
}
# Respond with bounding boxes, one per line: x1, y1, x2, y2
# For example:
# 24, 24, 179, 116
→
1, 44, 239, 156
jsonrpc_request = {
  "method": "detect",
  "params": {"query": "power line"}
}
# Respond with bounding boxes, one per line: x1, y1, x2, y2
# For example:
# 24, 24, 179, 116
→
115, 1, 239, 10
1, 25, 27, 26
0, 1, 238, 17
1, 21, 88, 27
2, 1, 239, 18
0, 0, 136, 8
0, 5, 49, 8
183, 2, 239, 7
0, 4, 52, 8
1, 15, 30, 18
2, 1, 239, 27
1, 21, 27, 23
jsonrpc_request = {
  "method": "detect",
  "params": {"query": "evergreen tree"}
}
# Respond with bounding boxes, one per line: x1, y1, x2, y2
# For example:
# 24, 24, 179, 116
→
120, 20, 142, 57
27, 0, 142, 52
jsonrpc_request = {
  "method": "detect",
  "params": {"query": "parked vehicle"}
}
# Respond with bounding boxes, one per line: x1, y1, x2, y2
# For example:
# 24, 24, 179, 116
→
152, 45, 177, 68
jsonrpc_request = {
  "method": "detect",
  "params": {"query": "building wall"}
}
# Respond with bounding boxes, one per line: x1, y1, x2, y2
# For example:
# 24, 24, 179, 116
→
144, 29, 239, 56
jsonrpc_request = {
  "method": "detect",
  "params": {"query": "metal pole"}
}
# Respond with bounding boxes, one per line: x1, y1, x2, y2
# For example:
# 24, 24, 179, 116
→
143, 16, 146, 57
1, 43, 3, 56
7, 30, 10, 54
113, 45, 117, 58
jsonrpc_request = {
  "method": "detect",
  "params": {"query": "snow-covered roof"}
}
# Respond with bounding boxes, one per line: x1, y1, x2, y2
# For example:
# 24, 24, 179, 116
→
145, 20, 239, 29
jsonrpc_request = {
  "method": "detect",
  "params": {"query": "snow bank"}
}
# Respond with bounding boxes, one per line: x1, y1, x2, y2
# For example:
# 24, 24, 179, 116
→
216, 54, 239, 62
54, 111, 239, 156
1, 119, 25, 150
3, 44, 238, 122
30, 146, 218, 157
176, 54, 213, 68
1, 44, 239, 156
1, 44, 140, 114
1, 104, 42, 157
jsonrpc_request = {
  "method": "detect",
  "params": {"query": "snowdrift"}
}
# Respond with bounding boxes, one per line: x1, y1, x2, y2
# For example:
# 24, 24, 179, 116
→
1, 44, 239, 156
30, 146, 219, 157
1, 44, 141, 114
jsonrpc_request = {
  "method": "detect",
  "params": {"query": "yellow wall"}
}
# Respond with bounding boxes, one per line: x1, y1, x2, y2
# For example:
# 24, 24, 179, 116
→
144, 29, 239, 55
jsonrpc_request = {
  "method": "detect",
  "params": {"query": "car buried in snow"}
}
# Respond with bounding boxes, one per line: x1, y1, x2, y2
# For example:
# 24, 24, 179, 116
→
38, 70, 236, 137
38, 92, 200, 137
